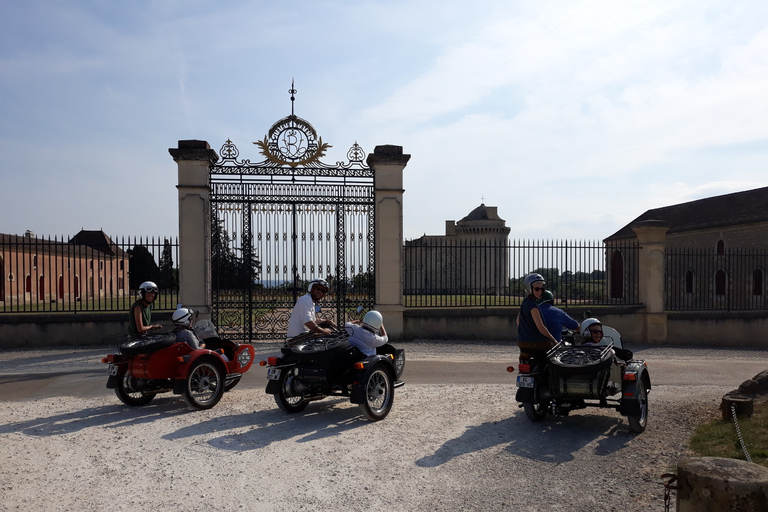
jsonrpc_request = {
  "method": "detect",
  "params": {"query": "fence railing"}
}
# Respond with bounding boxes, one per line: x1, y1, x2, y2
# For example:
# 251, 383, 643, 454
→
666, 247, 768, 311
403, 238, 640, 308
0, 233, 179, 313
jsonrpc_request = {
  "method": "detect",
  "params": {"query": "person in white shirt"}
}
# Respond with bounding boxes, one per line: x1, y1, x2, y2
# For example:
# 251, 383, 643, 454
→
345, 310, 389, 357
286, 279, 336, 340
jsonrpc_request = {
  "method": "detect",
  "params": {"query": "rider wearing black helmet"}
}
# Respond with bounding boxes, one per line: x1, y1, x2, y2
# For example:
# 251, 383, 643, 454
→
286, 278, 337, 340
128, 281, 162, 335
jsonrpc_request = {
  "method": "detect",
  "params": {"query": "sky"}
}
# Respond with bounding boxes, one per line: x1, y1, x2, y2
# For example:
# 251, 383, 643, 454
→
1, 0, 767, 242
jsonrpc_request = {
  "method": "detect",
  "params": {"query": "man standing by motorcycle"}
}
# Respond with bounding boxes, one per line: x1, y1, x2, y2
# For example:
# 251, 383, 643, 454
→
516, 273, 558, 352
286, 279, 337, 340
128, 281, 162, 336
537, 290, 579, 343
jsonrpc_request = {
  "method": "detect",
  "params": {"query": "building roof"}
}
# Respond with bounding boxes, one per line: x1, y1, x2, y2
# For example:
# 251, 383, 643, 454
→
605, 186, 768, 241
458, 204, 505, 224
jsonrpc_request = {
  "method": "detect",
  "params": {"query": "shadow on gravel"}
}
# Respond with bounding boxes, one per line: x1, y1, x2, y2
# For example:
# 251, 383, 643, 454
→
164, 397, 375, 451
0, 398, 189, 436
417, 410, 633, 467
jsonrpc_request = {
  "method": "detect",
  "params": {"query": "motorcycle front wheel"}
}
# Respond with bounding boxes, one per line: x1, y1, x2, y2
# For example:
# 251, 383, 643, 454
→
275, 367, 309, 413
114, 372, 155, 407
523, 401, 548, 422
183, 358, 225, 410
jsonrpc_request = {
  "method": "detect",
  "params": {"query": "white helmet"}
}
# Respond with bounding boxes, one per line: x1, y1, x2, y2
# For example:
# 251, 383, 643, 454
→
139, 281, 159, 301
581, 318, 603, 338
362, 310, 383, 332
523, 273, 545, 295
172, 308, 194, 327
308, 278, 329, 293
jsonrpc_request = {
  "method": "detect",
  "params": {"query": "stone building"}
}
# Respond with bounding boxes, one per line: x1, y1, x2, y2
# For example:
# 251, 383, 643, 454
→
404, 204, 511, 295
604, 186, 768, 310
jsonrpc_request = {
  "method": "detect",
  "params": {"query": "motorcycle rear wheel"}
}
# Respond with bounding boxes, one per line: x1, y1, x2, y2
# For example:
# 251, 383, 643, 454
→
523, 401, 548, 422
114, 372, 156, 407
275, 367, 309, 413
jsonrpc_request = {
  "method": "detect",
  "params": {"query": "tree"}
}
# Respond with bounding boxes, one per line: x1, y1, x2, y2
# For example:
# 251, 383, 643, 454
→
128, 245, 160, 291
157, 238, 177, 290
211, 219, 262, 290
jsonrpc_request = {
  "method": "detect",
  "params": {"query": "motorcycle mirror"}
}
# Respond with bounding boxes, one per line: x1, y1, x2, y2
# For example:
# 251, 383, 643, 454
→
315, 305, 321, 313
356, 306, 363, 313
176, 303, 184, 310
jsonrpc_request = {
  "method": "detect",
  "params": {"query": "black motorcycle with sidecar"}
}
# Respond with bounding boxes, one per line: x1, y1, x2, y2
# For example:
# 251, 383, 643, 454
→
261, 329, 405, 421
512, 324, 651, 433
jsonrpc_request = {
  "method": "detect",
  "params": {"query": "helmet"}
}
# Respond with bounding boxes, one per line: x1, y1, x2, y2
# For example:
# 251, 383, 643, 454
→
308, 278, 329, 293
172, 308, 194, 327
523, 273, 545, 295
362, 310, 383, 332
139, 281, 159, 300
538, 290, 555, 304
581, 318, 603, 338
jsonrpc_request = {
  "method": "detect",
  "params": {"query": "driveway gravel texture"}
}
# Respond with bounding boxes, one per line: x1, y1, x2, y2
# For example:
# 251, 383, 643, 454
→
1, 340, 766, 512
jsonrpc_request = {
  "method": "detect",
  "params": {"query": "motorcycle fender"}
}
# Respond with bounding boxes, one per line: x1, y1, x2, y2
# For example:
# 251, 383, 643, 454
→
515, 386, 535, 403
265, 378, 281, 395
619, 369, 649, 416
106, 375, 118, 389
173, 379, 186, 395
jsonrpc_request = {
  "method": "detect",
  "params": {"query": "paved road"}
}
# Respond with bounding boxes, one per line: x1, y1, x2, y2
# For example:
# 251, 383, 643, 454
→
1, 341, 766, 400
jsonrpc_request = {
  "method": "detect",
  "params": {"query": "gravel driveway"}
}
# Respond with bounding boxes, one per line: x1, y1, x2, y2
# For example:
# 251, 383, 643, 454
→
1, 341, 766, 512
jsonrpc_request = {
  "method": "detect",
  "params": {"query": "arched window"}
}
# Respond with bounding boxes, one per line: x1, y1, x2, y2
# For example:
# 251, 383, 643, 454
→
610, 250, 624, 299
715, 269, 727, 295
754, 269, 764, 296
685, 271, 694, 293
38, 275, 45, 300
716, 240, 725, 255
58, 275, 65, 299
25, 275, 32, 293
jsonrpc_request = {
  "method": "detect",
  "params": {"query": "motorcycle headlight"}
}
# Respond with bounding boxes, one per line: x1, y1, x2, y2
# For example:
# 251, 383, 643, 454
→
237, 349, 252, 367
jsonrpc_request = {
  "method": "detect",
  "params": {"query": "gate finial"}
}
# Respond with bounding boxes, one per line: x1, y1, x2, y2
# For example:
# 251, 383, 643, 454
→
289, 79, 297, 116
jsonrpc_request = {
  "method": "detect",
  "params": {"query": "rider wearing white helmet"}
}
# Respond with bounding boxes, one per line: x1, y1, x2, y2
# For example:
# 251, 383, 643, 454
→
345, 310, 390, 357
580, 318, 604, 345
128, 281, 162, 335
516, 273, 558, 351
172, 307, 204, 350
286, 278, 337, 340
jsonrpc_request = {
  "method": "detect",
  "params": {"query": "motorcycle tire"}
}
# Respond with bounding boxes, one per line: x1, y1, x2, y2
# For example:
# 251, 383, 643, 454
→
275, 366, 309, 413
183, 357, 225, 410
114, 372, 156, 407
523, 401, 548, 422
627, 384, 649, 433
119, 334, 176, 357
359, 363, 394, 422
548, 346, 613, 376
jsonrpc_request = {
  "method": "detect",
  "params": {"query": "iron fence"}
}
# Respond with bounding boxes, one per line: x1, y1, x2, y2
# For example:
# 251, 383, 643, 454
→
0, 233, 179, 313
404, 238, 640, 308
666, 247, 768, 311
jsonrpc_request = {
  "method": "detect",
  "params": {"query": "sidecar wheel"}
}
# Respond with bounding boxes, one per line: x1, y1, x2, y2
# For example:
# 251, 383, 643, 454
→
114, 372, 155, 407
523, 401, 548, 422
359, 365, 394, 421
183, 358, 225, 410
275, 367, 309, 413
627, 383, 649, 433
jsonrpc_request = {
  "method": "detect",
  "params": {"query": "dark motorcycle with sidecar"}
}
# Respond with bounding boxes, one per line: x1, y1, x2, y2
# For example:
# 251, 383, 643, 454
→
512, 324, 651, 433
261, 329, 405, 421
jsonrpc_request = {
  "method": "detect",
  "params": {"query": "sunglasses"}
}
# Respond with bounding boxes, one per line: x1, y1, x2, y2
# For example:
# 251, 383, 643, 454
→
590, 329, 603, 335
532, 286, 545, 292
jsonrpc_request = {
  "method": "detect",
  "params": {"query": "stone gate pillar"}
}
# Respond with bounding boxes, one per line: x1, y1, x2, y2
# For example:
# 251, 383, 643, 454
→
632, 220, 669, 344
367, 145, 410, 339
169, 140, 218, 320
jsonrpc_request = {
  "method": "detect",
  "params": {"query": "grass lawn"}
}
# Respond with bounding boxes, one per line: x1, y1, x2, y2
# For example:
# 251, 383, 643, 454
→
689, 398, 768, 468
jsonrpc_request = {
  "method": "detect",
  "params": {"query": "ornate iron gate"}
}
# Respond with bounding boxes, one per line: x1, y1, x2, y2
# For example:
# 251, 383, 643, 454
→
209, 92, 374, 342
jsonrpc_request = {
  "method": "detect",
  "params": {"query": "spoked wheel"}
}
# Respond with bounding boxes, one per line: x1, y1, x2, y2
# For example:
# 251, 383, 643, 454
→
523, 401, 548, 422
114, 371, 155, 407
275, 366, 309, 413
183, 358, 225, 410
291, 336, 347, 354
627, 384, 649, 433
359, 365, 394, 421
549, 346, 613, 375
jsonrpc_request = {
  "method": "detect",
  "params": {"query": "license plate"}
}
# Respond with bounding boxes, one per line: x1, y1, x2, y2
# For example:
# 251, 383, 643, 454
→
516, 375, 534, 388
267, 368, 281, 380
107, 364, 119, 376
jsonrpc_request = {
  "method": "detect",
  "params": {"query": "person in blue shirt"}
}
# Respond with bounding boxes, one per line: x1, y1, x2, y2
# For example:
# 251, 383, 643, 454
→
537, 290, 579, 343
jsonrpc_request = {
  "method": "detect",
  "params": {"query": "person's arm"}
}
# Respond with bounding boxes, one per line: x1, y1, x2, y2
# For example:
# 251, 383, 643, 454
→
531, 307, 557, 345
304, 320, 331, 335
133, 305, 160, 334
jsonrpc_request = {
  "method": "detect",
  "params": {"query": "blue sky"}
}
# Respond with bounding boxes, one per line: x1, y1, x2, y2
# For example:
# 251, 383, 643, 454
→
1, 0, 767, 241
